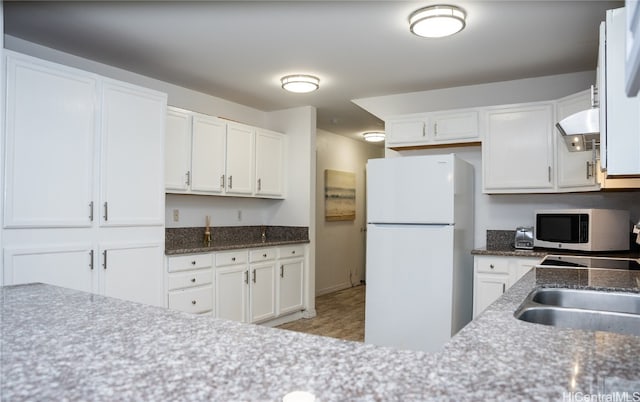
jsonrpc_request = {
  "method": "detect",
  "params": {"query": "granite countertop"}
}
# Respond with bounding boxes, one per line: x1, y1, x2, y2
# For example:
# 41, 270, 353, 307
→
472, 247, 640, 259
3, 267, 640, 400
165, 225, 310, 255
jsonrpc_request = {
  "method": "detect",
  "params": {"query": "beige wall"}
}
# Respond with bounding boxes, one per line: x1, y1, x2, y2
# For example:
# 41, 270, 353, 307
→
315, 129, 383, 295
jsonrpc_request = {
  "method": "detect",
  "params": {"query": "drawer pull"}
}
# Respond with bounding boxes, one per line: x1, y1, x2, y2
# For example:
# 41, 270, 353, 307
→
252, 269, 256, 283
191, 260, 196, 265
263, 253, 267, 258
490, 264, 495, 269
232, 257, 236, 262
190, 278, 196, 283
191, 300, 197, 305
280, 265, 284, 278
291, 251, 296, 255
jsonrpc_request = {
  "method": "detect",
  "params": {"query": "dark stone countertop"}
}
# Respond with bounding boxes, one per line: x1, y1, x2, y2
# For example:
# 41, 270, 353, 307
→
472, 247, 640, 259
2, 264, 640, 400
165, 225, 309, 255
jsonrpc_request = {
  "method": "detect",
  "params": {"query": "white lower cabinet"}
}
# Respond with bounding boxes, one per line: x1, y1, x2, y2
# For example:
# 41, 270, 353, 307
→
4, 241, 164, 307
215, 250, 250, 322
473, 255, 540, 318
278, 245, 305, 316
166, 253, 214, 314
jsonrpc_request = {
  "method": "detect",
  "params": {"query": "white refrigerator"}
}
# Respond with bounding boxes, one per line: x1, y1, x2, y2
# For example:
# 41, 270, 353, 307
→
364, 154, 474, 353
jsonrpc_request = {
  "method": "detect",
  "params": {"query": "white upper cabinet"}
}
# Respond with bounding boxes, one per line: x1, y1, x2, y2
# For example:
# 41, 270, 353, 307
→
191, 114, 226, 193
555, 90, 599, 190
625, 0, 640, 96
255, 129, 285, 197
164, 108, 284, 198
225, 122, 255, 195
430, 110, 479, 142
385, 109, 480, 148
601, 8, 640, 176
385, 116, 427, 146
165, 108, 192, 191
100, 80, 166, 226
483, 103, 554, 192
4, 54, 96, 228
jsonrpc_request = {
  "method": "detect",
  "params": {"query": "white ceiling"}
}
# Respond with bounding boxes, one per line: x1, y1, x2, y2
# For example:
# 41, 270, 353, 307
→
3, 1, 623, 142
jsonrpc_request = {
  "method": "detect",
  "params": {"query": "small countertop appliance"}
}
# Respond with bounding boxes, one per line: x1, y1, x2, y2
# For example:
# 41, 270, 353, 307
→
514, 226, 534, 249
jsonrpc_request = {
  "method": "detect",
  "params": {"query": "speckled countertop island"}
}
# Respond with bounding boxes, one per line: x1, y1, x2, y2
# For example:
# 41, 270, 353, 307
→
2, 265, 640, 400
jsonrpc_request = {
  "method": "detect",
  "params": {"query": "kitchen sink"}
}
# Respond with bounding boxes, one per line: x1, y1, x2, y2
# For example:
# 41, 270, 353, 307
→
515, 287, 640, 336
531, 288, 640, 315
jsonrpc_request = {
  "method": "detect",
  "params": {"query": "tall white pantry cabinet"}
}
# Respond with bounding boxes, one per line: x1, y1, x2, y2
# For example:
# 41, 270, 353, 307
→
1, 51, 167, 307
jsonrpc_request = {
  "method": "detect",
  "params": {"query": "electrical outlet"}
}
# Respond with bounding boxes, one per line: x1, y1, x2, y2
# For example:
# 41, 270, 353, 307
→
172, 209, 179, 222
237, 210, 242, 221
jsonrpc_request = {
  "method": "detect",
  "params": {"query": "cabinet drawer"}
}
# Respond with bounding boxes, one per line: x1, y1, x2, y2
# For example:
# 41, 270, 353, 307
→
167, 254, 213, 273
279, 245, 305, 259
215, 250, 248, 266
476, 257, 508, 274
168, 285, 213, 314
167, 268, 213, 291
250, 248, 277, 262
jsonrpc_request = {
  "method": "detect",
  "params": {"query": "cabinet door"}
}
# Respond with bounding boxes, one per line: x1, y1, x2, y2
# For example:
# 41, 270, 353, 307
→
249, 262, 276, 323
99, 243, 164, 307
483, 104, 554, 192
225, 122, 255, 195
509, 257, 539, 287
555, 90, 598, 190
100, 81, 166, 226
430, 111, 479, 142
473, 273, 508, 318
191, 114, 226, 193
165, 108, 191, 192
215, 265, 249, 322
278, 258, 304, 316
3, 245, 95, 293
255, 129, 284, 197
4, 54, 96, 228
604, 8, 640, 175
385, 117, 428, 146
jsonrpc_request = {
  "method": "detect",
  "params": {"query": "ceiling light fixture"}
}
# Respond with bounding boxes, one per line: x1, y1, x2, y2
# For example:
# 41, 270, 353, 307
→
363, 131, 386, 143
409, 5, 466, 38
281, 74, 320, 93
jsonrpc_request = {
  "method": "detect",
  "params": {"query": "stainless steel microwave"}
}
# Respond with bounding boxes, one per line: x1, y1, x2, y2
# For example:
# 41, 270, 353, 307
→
534, 209, 630, 252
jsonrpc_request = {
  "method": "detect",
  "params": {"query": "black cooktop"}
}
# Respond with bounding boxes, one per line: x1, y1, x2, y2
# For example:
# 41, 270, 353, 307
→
540, 255, 640, 270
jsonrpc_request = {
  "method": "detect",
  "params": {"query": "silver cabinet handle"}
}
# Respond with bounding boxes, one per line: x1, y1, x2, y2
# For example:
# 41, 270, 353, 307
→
191, 300, 196, 305
89, 250, 94, 270
490, 264, 494, 269
422, 122, 426, 137
190, 278, 196, 283
102, 250, 107, 270
186, 171, 191, 186
231, 257, 236, 262
252, 269, 256, 283
434, 122, 438, 135
280, 265, 284, 278
220, 174, 225, 189
257, 178, 262, 191
548, 166, 551, 183
263, 253, 267, 258
228, 175, 233, 189
586, 161, 595, 179
103, 202, 108, 221
244, 270, 249, 284
89, 202, 94, 222
502, 283, 506, 293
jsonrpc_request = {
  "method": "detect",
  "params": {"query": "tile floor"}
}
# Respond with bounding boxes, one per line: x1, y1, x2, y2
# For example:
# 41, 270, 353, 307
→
276, 285, 365, 342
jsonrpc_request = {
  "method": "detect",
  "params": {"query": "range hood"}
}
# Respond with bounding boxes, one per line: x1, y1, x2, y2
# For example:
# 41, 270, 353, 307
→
556, 86, 600, 152
556, 108, 600, 152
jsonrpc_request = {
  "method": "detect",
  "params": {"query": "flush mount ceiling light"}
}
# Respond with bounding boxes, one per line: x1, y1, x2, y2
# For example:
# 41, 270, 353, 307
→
280, 74, 320, 93
363, 131, 386, 142
409, 5, 466, 38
